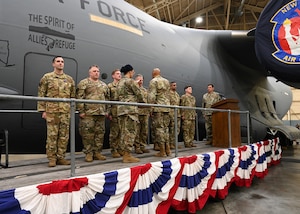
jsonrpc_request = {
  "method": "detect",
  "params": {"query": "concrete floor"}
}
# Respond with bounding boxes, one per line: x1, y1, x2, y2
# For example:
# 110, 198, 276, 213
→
1, 141, 300, 214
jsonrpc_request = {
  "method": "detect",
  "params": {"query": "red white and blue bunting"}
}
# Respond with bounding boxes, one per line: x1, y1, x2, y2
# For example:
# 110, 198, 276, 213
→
0, 138, 281, 214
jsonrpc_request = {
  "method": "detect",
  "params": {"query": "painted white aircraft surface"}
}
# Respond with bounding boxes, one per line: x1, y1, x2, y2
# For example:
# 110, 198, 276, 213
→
0, 0, 299, 153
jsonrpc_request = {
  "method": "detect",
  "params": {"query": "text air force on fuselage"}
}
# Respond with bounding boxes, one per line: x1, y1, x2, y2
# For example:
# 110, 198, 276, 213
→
60, 0, 150, 34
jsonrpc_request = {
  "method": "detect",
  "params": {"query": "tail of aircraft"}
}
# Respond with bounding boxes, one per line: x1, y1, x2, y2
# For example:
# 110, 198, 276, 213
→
255, 0, 300, 87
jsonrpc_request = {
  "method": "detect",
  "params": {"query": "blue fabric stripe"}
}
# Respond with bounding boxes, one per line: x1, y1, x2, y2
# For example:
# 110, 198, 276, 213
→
216, 149, 235, 178
81, 171, 118, 213
179, 154, 212, 189
239, 145, 256, 170
128, 160, 172, 207
0, 189, 30, 214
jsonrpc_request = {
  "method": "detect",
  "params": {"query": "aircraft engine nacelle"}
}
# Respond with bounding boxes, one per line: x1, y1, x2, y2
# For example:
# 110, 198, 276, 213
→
255, 0, 300, 88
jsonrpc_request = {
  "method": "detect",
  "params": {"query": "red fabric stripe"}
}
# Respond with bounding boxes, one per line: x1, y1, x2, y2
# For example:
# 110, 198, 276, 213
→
37, 177, 88, 195
115, 165, 145, 214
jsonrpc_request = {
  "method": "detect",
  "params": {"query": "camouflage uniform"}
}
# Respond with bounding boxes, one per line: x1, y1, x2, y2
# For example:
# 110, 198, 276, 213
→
117, 77, 145, 153
37, 71, 75, 161
150, 114, 159, 150
76, 78, 109, 156
202, 91, 221, 141
135, 86, 150, 152
148, 75, 170, 155
108, 81, 121, 155
169, 90, 181, 148
181, 94, 196, 147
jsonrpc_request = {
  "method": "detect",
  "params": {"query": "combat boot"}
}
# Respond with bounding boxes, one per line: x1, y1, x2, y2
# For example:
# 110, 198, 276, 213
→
48, 159, 56, 167
57, 159, 71, 165
153, 143, 160, 151
111, 151, 121, 158
135, 148, 143, 154
170, 143, 175, 149
185, 144, 192, 148
94, 152, 106, 160
191, 143, 197, 147
205, 141, 212, 145
118, 150, 124, 156
155, 144, 167, 157
85, 153, 93, 162
165, 143, 172, 156
141, 147, 150, 153
122, 152, 140, 163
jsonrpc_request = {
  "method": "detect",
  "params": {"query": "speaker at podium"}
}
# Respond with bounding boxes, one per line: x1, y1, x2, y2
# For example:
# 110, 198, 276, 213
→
211, 98, 241, 148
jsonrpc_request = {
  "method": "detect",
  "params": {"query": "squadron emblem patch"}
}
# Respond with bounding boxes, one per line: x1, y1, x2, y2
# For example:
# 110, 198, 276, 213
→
255, 0, 300, 82
271, 1, 300, 64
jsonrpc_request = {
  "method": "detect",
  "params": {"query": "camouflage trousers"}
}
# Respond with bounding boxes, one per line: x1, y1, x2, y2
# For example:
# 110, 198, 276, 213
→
118, 114, 138, 153
204, 115, 212, 141
150, 117, 156, 144
169, 116, 181, 145
79, 115, 105, 154
109, 116, 121, 153
182, 119, 195, 146
152, 112, 170, 146
135, 115, 149, 149
45, 112, 70, 160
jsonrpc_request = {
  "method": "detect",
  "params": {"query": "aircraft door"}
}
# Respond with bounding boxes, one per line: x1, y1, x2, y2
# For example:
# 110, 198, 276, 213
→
22, 53, 78, 129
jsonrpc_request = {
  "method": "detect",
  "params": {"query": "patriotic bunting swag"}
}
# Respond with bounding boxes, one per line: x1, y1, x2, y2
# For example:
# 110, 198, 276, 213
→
0, 138, 281, 214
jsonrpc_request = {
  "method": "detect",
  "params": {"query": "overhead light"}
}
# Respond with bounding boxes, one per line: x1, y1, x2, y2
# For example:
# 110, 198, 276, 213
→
195, 17, 203, 23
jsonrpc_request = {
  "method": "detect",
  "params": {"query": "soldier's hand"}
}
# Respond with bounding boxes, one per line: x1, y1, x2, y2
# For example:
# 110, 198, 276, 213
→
79, 113, 86, 118
42, 112, 47, 119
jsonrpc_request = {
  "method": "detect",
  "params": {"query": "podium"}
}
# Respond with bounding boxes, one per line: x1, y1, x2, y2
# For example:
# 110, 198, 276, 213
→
211, 98, 241, 147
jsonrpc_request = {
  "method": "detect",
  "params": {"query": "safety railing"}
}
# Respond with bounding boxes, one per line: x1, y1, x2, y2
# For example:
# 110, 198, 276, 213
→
0, 94, 250, 176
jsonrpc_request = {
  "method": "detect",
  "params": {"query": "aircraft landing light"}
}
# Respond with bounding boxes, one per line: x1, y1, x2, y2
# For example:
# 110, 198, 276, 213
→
90, 14, 143, 36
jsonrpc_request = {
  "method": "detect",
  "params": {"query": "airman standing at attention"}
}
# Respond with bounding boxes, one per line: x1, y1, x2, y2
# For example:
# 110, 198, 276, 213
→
148, 68, 171, 157
38, 56, 75, 167
134, 74, 150, 154
76, 65, 109, 162
169, 81, 181, 149
117, 64, 145, 163
107, 69, 123, 158
202, 84, 221, 145
181, 85, 197, 148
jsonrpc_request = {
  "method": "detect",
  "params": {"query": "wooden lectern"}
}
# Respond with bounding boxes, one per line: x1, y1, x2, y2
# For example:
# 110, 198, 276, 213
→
211, 98, 241, 148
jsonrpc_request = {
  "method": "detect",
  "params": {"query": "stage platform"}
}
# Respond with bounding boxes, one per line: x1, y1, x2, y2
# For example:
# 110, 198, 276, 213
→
1, 141, 300, 214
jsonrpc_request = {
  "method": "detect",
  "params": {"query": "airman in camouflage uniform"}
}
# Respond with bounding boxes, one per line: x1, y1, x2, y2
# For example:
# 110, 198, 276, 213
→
107, 69, 122, 158
37, 56, 75, 167
181, 86, 197, 148
169, 81, 181, 149
134, 74, 150, 154
76, 65, 109, 162
202, 84, 221, 145
117, 64, 145, 163
148, 68, 171, 157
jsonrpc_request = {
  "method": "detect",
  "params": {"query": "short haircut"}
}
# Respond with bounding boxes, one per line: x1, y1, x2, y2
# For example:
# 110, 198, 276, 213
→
184, 85, 192, 90
208, 83, 214, 87
89, 64, 99, 70
111, 69, 120, 76
52, 56, 63, 63
135, 74, 143, 79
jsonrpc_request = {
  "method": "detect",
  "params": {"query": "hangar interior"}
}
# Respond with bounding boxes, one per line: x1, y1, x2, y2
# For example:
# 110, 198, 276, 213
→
126, 0, 300, 123
125, 0, 269, 30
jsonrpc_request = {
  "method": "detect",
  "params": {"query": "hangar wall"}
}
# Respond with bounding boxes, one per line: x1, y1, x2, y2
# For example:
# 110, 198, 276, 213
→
283, 88, 300, 126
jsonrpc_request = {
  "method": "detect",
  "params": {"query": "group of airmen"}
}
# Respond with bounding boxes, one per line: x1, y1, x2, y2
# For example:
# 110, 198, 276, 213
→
38, 56, 221, 167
